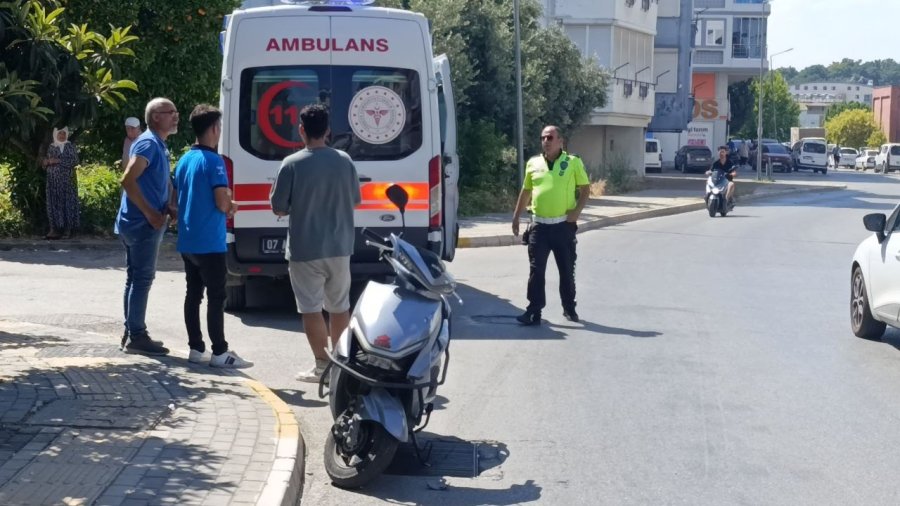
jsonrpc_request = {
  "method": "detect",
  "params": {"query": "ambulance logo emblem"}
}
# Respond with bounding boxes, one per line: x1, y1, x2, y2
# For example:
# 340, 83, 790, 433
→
348, 86, 406, 145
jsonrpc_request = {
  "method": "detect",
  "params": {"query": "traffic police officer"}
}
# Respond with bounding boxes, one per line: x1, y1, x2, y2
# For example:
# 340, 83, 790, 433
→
512, 125, 590, 325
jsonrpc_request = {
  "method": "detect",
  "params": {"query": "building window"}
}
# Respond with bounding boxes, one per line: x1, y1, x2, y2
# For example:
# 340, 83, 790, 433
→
856, 86, 860, 90
623, 80, 634, 97
804, 85, 808, 90
848, 86, 852, 90
639, 82, 649, 99
832, 86, 836, 90
731, 17, 765, 58
626, 0, 635, 6
705, 20, 724, 46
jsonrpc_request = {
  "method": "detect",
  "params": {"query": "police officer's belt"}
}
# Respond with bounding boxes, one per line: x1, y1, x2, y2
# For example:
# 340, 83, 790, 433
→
532, 215, 567, 224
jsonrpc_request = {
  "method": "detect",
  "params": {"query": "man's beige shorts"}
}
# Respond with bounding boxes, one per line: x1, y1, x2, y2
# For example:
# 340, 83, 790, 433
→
288, 256, 352, 314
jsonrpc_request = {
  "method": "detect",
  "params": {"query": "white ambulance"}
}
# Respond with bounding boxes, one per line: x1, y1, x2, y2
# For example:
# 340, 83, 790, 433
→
219, 0, 459, 309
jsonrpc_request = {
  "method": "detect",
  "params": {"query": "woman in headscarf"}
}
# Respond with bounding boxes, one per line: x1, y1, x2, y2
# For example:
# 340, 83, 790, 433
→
41, 127, 80, 239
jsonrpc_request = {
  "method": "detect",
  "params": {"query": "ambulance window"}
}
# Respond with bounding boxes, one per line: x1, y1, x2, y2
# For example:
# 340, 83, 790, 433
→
437, 76, 447, 146
240, 68, 321, 160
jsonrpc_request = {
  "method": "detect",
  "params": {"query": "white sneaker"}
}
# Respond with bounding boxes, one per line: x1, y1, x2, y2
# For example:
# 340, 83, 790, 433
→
295, 360, 328, 383
188, 349, 211, 363
210, 350, 253, 369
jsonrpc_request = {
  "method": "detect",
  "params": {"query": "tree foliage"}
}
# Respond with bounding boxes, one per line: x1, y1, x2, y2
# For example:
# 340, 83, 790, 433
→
825, 109, 883, 149
780, 58, 900, 87
60, 0, 242, 162
825, 101, 870, 123
0, 0, 138, 230
747, 71, 800, 141
728, 79, 754, 139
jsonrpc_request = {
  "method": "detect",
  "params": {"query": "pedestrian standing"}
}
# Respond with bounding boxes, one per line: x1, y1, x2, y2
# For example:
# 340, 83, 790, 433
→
41, 127, 80, 239
174, 104, 252, 368
739, 140, 749, 169
122, 117, 142, 170
269, 104, 361, 383
115, 97, 179, 355
511, 125, 590, 325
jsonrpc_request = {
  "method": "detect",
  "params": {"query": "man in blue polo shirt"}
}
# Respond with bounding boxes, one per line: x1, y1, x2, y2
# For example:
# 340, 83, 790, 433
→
116, 97, 179, 356
173, 104, 251, 369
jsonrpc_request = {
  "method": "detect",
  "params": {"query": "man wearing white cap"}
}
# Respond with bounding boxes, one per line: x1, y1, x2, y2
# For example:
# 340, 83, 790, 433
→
122, 117, 142, 169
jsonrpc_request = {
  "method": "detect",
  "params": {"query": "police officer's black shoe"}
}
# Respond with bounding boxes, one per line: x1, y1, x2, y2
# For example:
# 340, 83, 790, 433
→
516, 310, 541, 326
563, 309, 580, 323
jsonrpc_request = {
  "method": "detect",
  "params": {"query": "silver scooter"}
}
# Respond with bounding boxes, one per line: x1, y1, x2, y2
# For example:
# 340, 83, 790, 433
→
319, 184, 459, 489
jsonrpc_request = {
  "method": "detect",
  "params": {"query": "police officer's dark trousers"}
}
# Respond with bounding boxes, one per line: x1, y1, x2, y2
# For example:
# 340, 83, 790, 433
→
526, 221, 577, 313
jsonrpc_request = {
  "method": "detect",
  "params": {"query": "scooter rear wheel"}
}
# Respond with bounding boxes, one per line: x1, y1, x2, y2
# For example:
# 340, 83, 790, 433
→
325, 419, 399, 489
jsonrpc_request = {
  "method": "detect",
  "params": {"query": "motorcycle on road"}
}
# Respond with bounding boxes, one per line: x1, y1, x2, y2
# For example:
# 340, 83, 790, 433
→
705, 168, 734, 218
319, 184, 460, 489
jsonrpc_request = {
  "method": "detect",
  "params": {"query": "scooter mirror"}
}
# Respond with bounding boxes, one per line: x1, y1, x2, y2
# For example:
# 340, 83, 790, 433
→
386, 184, 409, 215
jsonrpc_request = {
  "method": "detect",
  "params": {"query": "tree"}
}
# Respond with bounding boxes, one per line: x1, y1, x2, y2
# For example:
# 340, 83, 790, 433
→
749, 71, 800, 141
728, 79, 754, 138
0, 0, 137, 229
825, 109, 882, 148
825, 101, 870, 123
60, 0, 242, 161
868, 129, 887, 148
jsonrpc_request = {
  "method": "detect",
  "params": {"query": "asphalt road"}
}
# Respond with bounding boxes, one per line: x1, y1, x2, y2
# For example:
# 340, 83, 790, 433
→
2, 168, 900, 505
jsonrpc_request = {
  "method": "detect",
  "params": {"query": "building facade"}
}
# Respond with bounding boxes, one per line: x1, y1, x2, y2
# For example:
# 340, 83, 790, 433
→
791, 81, 874, 128
647, 0, 694, 165
541, 0, 659, 175
873, 86, 900, 143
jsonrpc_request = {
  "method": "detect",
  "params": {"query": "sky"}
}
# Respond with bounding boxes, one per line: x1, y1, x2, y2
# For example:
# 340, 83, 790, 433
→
768, 0, 897, 70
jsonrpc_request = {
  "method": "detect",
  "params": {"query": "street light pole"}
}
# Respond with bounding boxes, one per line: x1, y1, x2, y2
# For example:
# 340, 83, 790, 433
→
767, 47, 793, 180
514, 0, 525, 189
756, 0, 768, 181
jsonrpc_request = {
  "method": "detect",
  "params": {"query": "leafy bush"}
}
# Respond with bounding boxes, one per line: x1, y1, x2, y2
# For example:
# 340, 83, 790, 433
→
77, 164, 121, 235
0, 163, 26, 237
590, 153, 637, 195
457, 119, 518, 215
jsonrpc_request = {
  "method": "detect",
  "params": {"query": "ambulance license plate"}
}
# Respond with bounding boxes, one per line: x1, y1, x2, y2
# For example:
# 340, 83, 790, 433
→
260, 237, 285, 255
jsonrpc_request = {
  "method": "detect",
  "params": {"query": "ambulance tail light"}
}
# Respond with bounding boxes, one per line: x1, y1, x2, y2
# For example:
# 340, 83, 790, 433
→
223, 155, 234, 231
428, 155, 441, 228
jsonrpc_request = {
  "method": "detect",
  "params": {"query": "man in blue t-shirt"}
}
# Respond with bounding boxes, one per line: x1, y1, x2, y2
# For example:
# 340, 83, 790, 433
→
173, 104, 251, 369
116, 97, 179, 356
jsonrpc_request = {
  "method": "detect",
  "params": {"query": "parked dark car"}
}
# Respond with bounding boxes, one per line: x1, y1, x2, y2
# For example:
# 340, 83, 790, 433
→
749, 143, 793, 173
726, 139, 747, 165
674, 145, 714, 173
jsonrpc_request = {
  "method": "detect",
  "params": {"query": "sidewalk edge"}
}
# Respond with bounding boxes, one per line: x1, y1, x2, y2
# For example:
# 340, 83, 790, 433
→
245, 379, 304, 506
457, 184, 845, 249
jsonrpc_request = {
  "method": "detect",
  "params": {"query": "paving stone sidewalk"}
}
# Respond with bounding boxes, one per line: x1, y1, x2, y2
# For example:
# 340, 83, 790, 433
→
0, 320, 302, 506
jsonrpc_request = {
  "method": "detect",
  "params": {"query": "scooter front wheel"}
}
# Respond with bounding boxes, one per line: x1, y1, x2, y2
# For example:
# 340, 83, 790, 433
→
707, 197, 717, 217
325, 419, 399, 489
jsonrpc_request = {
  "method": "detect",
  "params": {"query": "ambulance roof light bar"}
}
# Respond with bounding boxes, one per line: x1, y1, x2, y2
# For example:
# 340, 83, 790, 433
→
279, 0, 376, 5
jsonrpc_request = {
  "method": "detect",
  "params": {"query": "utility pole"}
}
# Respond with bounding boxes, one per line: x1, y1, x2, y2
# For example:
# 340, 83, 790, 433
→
514, 0, 525, 189
756, 0, 767, 181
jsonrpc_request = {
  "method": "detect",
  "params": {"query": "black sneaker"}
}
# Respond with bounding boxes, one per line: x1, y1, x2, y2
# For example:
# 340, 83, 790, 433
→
563, 309, 580, 323
516, 310, 541, 326
121, 331, 165, 351
124, 333, 169, 356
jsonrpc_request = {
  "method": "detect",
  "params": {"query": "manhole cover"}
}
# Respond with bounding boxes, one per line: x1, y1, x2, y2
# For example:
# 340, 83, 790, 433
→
385, 438, 477, 477
36, 344, 123, 359
27, 400, 169, 430
468, 315, 522, 325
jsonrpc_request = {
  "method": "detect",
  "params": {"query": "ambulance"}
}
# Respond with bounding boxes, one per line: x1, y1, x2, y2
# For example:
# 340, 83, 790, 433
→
219, 0, 459, 309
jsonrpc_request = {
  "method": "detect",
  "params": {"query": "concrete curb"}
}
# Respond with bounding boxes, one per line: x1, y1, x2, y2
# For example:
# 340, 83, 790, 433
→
245, 380, 305, 506
457, 184, 846, 249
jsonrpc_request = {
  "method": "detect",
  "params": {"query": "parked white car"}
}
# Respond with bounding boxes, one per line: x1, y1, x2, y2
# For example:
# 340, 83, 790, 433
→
644, 139, 662, 173
836, 147, 858, 168
852, 204, 900, 339
875, 143, 900, 173
855, 149, 879, 171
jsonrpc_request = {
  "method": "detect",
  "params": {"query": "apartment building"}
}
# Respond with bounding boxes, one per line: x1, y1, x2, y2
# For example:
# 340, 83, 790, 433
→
791, 81, 874, 128
686, 0, 770, 150
541, 0, 659, 174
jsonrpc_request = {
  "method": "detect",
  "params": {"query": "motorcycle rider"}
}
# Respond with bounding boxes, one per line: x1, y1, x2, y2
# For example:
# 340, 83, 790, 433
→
707, 145, 737, 206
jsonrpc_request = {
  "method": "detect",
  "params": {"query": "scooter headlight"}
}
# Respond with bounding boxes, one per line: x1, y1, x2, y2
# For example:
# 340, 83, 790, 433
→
712, 187, 721, 195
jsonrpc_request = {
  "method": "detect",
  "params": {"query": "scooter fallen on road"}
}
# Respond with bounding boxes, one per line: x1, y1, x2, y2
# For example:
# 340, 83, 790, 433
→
319, 184, 460, 489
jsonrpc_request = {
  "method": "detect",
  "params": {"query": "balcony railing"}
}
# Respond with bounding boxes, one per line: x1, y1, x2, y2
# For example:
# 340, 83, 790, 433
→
732, 43, 763, 59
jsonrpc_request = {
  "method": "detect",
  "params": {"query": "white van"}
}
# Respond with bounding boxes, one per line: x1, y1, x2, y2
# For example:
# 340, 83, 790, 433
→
644, 139, 661, 173
219, 1, 459, 309
791, 138, 828, 174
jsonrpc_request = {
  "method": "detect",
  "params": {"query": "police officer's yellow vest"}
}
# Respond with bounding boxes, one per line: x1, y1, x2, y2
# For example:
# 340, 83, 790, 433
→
523, 151, 589, 218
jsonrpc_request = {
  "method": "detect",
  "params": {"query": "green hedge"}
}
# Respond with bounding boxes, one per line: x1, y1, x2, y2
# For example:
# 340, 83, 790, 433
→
0, 162, 121, 237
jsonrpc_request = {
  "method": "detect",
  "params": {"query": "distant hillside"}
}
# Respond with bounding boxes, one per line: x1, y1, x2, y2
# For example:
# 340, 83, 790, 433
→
779, 58, 900, 87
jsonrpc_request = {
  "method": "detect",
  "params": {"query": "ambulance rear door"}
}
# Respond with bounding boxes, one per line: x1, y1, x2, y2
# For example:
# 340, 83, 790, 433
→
434, 54, 459, 261
329, 14, 440, 265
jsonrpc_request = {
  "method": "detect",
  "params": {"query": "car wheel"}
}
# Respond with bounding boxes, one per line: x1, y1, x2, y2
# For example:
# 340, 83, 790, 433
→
851, 266, 886, 340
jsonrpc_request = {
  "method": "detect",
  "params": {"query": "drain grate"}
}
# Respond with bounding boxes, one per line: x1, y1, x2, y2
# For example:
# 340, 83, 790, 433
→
36, 344, 123, 359
385, 438, 478, 477
26, 400, 169, 430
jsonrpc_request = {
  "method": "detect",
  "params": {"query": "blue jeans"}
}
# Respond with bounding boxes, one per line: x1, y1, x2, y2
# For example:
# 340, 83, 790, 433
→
120, 222, 165, 336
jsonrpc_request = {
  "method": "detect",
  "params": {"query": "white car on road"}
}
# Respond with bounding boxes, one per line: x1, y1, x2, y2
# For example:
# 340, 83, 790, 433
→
852, 204, 900, 339
835, 147, 858, 168
875, 143, 900, 173
855, 149, 878, 171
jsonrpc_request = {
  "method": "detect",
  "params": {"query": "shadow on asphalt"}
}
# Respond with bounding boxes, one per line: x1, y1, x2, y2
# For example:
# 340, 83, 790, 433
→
453, 283, 569, 341
271, 388, 328, 409
550, 320, 663, 338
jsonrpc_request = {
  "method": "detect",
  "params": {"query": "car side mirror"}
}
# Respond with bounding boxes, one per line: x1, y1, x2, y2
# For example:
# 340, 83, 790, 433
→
385, 184, 409, 215
864, 213, 887, 243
